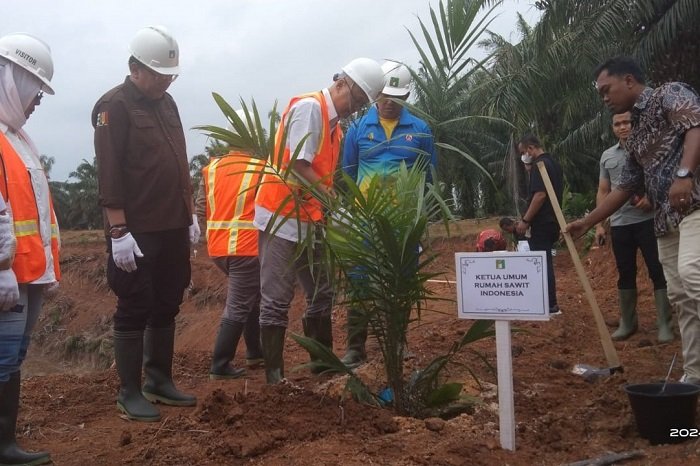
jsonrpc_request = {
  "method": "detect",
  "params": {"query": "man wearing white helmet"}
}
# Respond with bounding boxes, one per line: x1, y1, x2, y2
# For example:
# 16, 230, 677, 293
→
93, 26, 197, 422
0, 32, 58, 466
254, 57, 384, 384
340, 60, 436, 368
193, 110, 265, 380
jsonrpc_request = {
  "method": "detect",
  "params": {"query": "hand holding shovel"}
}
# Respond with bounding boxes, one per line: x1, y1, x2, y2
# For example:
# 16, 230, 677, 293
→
536, 161, 622, 377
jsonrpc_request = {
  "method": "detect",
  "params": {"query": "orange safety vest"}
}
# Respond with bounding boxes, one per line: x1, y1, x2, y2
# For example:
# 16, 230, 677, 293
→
0, 132, 60, 283
255, 91, 342, 223
203, 152, 263, 257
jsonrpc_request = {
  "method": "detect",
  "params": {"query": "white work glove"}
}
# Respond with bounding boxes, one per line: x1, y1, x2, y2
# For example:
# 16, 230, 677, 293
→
0, 268, 19, 311
111, 233, 144, 273
189, 214, 201, 245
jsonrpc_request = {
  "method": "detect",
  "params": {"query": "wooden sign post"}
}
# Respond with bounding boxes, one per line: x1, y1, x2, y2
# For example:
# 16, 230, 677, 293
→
456, 251, 549, 451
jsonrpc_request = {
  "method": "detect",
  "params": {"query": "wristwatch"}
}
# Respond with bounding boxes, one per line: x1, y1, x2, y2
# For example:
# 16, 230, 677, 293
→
109, 224, 129, 239
676, 167, 694, 179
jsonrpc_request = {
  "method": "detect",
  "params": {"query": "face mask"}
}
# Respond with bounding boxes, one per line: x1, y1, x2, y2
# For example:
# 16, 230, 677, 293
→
520, 154, 533, 165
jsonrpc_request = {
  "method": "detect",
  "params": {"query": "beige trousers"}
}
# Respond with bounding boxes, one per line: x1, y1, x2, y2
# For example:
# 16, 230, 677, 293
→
657, 209, 700, 382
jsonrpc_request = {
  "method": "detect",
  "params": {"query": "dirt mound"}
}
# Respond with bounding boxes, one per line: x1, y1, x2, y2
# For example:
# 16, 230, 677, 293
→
16, 228, 698, 465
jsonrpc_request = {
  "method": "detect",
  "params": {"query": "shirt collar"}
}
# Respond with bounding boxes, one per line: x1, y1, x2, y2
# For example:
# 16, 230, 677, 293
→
633, 87, 654, 112
366, 105, 409, 125
321, 88, 338, 125
123, 76, 152, 102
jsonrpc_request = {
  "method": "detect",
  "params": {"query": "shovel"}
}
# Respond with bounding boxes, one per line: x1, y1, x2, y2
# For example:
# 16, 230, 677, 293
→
659, 352, 677, 394
536, 162, 623, 378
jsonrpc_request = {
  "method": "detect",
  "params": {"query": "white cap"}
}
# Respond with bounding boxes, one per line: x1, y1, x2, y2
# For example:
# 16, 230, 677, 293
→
381, 61, 411, 97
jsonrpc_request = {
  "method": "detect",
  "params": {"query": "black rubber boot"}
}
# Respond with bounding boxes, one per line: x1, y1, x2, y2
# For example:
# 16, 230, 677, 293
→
142, 325, 197, 407
302, 315, 334, 374
113, 330, 161, 422
0, 372, 51, 466
209, 318, 246, 380
243, 309, 264, 368
612, 289, 638, 341
340, 309, 367, 369
260, 326, 286, 384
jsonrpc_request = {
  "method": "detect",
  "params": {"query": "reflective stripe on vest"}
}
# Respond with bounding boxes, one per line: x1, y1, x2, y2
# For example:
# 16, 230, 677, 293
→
255, 92, 342, 223
203, 153, 261, 257
0, 132, 61, 282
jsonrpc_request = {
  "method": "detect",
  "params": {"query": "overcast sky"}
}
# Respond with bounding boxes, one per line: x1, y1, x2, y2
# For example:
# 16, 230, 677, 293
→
4, 0, 540, 181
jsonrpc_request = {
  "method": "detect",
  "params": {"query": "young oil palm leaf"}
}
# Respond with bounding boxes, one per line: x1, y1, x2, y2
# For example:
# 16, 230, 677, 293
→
406, 0, 514, 217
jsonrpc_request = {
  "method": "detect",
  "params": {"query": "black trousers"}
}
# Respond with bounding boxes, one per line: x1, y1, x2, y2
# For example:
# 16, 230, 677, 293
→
611, 219, 666, 290
528, 222, 559, 308
107, 228, 191, 331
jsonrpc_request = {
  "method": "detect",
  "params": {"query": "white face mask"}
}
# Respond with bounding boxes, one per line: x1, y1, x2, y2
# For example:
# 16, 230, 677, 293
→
520, 154, 534, 165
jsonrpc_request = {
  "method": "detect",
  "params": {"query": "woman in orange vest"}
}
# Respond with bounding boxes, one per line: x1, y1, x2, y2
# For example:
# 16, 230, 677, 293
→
196, 135, 265, 379
0, 33, 59, 466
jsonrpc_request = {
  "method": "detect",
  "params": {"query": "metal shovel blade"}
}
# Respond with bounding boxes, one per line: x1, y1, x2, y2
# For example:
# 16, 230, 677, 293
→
572, 363, 623, 383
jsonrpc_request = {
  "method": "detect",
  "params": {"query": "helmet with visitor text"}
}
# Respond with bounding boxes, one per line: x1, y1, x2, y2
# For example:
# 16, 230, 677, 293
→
0, 33, 54, 94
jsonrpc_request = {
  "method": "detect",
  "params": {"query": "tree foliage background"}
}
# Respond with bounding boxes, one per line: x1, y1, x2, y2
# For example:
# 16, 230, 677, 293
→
412, 0, 699, 219
45, 0, 698, 228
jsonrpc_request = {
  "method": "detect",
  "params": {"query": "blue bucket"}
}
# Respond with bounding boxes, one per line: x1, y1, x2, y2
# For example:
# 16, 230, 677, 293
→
624, 382, 700, 445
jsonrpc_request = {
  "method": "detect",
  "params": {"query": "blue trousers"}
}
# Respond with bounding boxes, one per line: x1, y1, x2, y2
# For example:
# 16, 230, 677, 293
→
0, 283, 46, 382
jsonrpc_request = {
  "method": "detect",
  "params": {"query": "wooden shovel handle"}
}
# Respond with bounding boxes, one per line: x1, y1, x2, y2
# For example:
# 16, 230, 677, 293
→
535, 161, 621, 369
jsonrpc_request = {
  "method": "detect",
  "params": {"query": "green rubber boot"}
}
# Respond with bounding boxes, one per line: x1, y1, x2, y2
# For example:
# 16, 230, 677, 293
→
654, 289, 674, 343
261, 326, 286, 384
209, 318, 246, 380
142, 324, 197, 407
0, 372, 51, 465
611, 289, 638, 340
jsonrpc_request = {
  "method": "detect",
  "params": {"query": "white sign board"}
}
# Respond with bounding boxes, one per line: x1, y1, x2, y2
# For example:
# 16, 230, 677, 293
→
455, 251, 549, 321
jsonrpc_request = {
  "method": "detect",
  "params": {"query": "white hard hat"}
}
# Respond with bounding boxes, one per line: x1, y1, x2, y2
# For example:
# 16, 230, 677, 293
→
381, 61, 411, 97
227, 109, 249, 134
0, 33, 54, 94
341, 57, 385, 102
129, 26, 179, 75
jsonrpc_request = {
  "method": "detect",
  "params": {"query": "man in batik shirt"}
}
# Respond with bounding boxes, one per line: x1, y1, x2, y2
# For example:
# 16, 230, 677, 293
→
567, 56, 700, 385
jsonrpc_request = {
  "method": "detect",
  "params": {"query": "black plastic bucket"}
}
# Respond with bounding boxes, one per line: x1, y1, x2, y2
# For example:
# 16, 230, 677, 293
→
624, 382, 700, 444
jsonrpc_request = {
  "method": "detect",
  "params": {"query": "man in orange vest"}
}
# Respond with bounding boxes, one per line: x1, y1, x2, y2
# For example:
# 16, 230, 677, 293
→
254, 58, 385, 384
195, 113, 265, 379
0, 32, 58, 466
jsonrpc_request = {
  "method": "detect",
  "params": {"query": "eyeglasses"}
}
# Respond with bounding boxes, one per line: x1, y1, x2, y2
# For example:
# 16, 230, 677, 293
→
346, 79, 369, 112
144, 66, 178, 83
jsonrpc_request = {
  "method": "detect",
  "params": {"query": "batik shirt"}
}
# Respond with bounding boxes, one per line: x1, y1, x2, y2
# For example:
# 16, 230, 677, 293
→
617, 83, 700, 236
